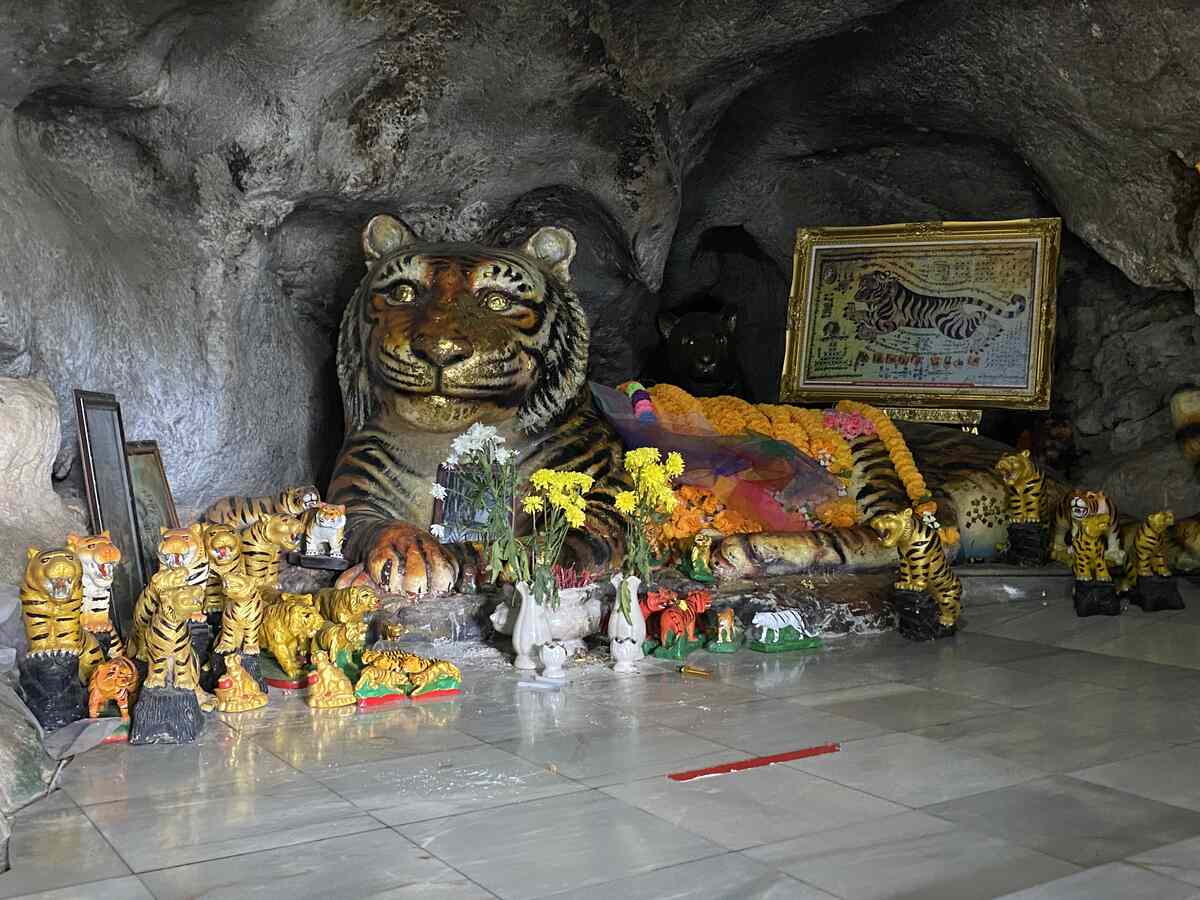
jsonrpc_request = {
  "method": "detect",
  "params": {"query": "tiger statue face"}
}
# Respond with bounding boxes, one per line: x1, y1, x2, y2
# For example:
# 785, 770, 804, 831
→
261, 514, 304, 551
868, 508, 915, 549
66, 531, 122, 592
158, 581, 205, 622
338, 215, 587, 434
1079, 513, 1111, 539
1068, 489, 1108, 520
994, 450, 1038, 486
220, 572, 258, 600
1146, 510, 1175, 533
203, 524, 241, 568
158, 523, 205, 569
311, 503, 346, 527
23, 547, 82, 601
284, 485, 322, 515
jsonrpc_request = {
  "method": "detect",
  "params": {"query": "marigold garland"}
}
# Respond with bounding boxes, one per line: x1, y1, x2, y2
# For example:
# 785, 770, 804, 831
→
834, 400, 928, 504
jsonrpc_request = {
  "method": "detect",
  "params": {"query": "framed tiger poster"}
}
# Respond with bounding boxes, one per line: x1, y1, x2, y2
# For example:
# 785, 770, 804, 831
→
779, 218, 1060, 410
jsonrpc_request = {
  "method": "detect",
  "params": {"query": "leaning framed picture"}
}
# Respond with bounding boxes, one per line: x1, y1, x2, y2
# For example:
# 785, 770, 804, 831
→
74, 390, 145, 633
779, 218, 1061, 410
126, 441, 179, 585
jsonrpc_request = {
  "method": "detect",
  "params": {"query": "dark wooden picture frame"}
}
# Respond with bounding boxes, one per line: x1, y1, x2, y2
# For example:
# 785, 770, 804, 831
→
126, 440, 179, 586
74, 390, 145, 633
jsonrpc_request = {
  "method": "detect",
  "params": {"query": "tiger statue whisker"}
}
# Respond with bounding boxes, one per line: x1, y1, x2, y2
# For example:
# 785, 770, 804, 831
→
869, 507, 962, 628
200, 485, 321, 530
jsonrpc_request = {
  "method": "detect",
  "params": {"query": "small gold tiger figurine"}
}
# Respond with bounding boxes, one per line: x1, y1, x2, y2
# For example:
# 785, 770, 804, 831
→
214, 653, 267, 713
1069, 513, 1112, 583
306, 651, 357, 709
1119, 510, 1175, 592
869, 507, 962, 629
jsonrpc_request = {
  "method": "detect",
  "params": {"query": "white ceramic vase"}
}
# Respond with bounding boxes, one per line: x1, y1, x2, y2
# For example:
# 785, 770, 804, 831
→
489, 585, 601, 654
539, 640, 568, 679
607, 573, 645, 673
511, 581, 551, 671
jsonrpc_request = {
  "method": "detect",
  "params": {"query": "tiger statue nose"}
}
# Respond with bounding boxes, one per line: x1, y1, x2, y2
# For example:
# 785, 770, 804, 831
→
411, 332, 474, 367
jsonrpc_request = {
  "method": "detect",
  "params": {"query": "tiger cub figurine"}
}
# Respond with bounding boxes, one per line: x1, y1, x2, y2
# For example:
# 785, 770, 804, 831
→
65, 531, 124, 658
200, 484, 321, 530
869, 507, 963, 628
1051, 489, 1123, 566
141, 568, 216, 711
213, 573, 264, 657
1069, 513, 1112, 583
203, 523, 244, 615
994, 450, 1048, 525
1119, 510, 1174, 592
240, 513, 304, 588
87, 657, 140, 720
303, 503, 346, 558
20, 546, 104, 684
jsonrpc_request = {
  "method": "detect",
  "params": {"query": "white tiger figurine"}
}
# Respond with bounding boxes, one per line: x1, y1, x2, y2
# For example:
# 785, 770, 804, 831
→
303, 503, 346, 558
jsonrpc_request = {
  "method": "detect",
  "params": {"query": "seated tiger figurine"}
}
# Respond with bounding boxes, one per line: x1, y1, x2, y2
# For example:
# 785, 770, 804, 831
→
1119, 510, 1175, 592
213, 573, 264, 657
1070, 514, 1113, 583
200, 485, 321, 529
142, 569, 216, 712
303, 503, 346, 558
214, 653, 266, 713
994, 450, 1049, 525
261, 593, 324, 678
20, 546, 104, 684
869, 507, 962, 628
311, 617, 367, 660
203, 523, 243, 615
306, 650, 357, 708
66, 531, 124, 657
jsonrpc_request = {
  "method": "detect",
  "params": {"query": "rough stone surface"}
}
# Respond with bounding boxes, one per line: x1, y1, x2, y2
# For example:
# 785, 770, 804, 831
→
0, 379, 87, 588
0, 0, 1199, 521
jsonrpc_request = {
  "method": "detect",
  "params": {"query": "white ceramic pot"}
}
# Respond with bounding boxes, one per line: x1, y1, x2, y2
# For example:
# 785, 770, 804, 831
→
511, 582, 550, 671
607, 573, 645, 672
539, 640, 568, 679
490, 585, 601, 654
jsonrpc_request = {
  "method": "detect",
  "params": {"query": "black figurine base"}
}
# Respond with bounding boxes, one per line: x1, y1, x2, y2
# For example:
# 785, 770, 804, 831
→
1073, 580, 1122, 617
894, 589, 957, 642
188, 620, 213, 671
205, 651, 269, 694
1006, 523, 1049, 567
18, 650, 86, 732
285, 552, 352, 572
129, 685, 204, 745
1129, 576, 1185, 613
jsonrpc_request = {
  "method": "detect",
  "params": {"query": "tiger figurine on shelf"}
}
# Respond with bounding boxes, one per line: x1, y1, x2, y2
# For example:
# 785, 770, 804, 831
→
994, 450, 1048, 525
240, 513, 304, 588
869, 507, 962, 628
141, 568, 216, 711
329, 214, 627, 597
1070, 514, 1112, 583
302, 502, 346, 558
200, 485, 321, 530
1119, 510, 1175, 592
1051, 489, 1123, 566
203, 523, 244, 615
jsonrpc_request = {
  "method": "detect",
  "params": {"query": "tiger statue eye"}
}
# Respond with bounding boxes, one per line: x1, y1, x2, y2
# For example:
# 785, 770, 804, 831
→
484, 292, 510, 312
387, 284, 416, 305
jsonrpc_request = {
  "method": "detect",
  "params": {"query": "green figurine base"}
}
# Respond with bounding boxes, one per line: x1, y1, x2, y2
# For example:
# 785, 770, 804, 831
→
704, 638, 742, 654
652, 633, 706, 660
746, 635, 823, 653
331, 648, 364, 684
677, 560, 715, 584
354, 674, 463, 708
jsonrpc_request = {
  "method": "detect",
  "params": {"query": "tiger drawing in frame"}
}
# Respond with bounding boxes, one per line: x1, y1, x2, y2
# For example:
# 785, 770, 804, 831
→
848, 269, 1026, 345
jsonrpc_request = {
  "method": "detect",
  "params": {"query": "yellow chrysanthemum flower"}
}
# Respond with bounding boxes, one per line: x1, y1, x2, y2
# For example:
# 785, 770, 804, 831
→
664, 451, 684, 478
615, 491, 637, 514
521, 495, 545, 514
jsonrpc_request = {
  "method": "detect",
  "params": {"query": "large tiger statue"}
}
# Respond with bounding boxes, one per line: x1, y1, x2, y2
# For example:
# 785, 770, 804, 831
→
329, 214, 1058, 597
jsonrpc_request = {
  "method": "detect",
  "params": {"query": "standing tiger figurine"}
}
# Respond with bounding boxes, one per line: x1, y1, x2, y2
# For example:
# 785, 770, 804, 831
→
994, 450, 1053, 566
1070, 513, 1123, 617
869, 507, 962, 639
202, 523, 244, 617
1119, 510, 1184, 611
200, 485, 321, 530
88, 657, 140, 721
128, 526, 209, 662
66, 531, 125, 658
240, 513, 304, 589
1051, 489, 1123, 568
302, 502, 346, 558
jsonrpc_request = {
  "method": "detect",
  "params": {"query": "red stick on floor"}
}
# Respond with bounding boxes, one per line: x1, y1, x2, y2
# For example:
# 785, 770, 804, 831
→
667, 743, 840, 782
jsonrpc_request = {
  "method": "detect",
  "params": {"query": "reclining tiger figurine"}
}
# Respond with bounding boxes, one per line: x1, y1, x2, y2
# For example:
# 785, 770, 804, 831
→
329, 214, 1064, 597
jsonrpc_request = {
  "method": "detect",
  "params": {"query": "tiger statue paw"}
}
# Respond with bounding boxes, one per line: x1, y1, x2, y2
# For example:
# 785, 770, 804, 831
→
349, 522, 482, 596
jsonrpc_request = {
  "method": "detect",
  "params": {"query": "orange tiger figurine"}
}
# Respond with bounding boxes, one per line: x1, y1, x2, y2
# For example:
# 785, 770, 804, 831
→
87, 657, 140, 720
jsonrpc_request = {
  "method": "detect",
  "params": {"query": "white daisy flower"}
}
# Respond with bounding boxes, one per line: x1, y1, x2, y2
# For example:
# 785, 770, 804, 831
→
430, 483, 447, 500
429, 523, 446, 540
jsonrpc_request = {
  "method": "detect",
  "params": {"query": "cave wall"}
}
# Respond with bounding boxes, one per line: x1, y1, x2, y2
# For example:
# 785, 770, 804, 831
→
1, 0, 1199, 519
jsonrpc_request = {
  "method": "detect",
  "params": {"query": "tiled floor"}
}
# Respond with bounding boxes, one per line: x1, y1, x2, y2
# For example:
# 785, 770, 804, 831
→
9, 580, 1200, 898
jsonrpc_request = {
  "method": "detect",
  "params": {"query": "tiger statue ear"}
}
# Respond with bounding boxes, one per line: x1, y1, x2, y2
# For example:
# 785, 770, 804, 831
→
361, 215, 419, 262
520, 226, 577, 284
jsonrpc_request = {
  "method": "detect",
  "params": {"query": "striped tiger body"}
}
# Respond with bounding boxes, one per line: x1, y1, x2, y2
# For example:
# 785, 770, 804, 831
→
329, 215, 626, 596
240, 514, 304, 588
203, 523, 244, 614
994, 450, 1048, 525
1051, 489, 1123, 565
1070, 514, 1112, 582
200, 485, 320, 530
869, 507, 962, 627
1119, 510, 1175, 591
20, 546, 104, 683
850, 270, 1026, 344
66, 531, 122, 649
142, 569, 214, 709
213, 572, 264, 656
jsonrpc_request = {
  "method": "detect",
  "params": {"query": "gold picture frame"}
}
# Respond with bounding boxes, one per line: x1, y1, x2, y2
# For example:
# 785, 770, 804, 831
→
780, 218, 1060, 410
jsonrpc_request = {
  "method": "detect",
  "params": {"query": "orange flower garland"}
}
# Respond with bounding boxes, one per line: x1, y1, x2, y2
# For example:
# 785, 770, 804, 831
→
835, 400, 929, 504
661, 485, 763, 542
